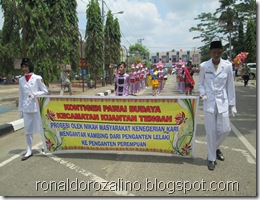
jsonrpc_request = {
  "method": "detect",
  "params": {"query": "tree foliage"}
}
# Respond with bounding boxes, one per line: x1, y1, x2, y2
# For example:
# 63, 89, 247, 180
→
111, 18, 121, 64
245, 19, 256, 62
0, 0, 79, 85
128, 43, 150, 65
85, 0, 103, 78
104, 10, 121, 68
189, 0, 256, 62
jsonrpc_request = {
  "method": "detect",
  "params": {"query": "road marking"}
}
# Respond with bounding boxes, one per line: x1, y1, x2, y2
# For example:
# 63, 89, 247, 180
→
38, 149, 135, 196
195, 140, 256, 164
0, 154, 21, 167
230, 122, 256, 158
0, 143, 40, 167
196, 115, 256, 161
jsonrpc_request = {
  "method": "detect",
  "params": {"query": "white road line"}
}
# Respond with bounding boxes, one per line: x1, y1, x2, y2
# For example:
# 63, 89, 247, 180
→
38, 150, 135, 196
0, 143, 41, 167
0, 154, 21, 167
195, 140, 256, 164
0, 142, 134, 196
230, 122, 256, 158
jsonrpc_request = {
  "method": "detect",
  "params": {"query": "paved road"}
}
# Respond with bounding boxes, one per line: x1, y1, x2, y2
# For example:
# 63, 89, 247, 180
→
0, 74, 256, 197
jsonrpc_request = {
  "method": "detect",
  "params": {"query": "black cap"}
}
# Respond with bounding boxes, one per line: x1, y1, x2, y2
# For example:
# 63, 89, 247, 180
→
210, 41, 223, 49
21, 58, 34, 73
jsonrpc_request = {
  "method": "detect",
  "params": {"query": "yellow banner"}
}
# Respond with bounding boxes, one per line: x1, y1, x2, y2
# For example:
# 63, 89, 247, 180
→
38, 96, 199, 157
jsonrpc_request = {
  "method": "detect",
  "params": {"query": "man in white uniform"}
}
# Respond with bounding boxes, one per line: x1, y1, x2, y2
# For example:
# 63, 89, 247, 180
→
198, 39, 237, 171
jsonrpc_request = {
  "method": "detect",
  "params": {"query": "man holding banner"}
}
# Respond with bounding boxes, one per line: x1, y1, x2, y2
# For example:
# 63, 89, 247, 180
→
198, 39, 237, 171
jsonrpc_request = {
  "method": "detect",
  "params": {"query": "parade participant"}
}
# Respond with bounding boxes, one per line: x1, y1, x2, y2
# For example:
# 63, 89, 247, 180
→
157, 62, 165, 95
144, 65, 149, 88
113, 68, 118, 91
115, 62, 130, 96
163, 66, 168, 86
139, 64, 145, 90
129, 64, 136, 95
198, 39, 237, 171
18, 58, 49, 161
151, 64, 159, 96
60, 65, 72, 95
135, 65, 140, 93
183, 61, 195, 95
177, 61, 185, 93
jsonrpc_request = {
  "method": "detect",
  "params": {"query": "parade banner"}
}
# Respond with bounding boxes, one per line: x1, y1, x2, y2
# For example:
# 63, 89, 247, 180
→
37, 96, 199, 157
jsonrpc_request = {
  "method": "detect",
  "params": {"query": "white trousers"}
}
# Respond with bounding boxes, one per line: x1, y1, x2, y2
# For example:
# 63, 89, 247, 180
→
204, 106, 231, 161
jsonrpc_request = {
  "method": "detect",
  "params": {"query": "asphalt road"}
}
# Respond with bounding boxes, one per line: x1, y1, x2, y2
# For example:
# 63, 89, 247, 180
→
0, 74, 257, 197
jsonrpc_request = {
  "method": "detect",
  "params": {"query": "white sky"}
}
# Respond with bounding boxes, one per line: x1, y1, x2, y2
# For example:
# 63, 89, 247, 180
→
0, 0, 258, 54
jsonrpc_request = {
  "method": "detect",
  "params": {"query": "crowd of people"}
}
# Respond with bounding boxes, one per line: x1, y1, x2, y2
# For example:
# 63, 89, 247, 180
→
17, 39, 240, 173
113, 60, 196, 97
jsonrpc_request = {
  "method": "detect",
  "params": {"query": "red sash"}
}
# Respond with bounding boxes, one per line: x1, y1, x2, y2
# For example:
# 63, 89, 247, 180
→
184, 68, 195, 85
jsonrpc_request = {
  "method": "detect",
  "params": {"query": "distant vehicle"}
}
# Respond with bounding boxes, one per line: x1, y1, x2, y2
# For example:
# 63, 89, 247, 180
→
235, 63, 256, 80
247, 63, 256, 80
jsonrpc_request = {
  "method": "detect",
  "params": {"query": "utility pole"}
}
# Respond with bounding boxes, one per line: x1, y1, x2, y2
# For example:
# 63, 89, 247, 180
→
192, 47, 196, 64
102, 0, 106, 86
138, 38, 144, 44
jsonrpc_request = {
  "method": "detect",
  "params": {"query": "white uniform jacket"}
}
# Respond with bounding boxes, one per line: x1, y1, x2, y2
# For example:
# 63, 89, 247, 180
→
18, 74, 49, 113
198, 58, 236, 114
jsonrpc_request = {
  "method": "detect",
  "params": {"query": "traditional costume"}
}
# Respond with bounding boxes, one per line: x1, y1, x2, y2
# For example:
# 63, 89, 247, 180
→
115, 72, 130, 96
129, 64, 136, 95
18, 58, 48, 160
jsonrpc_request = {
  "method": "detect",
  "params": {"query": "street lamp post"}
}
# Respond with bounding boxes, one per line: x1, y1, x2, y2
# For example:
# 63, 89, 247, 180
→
78, 30, 85, 92
228, 32, 232, 61
102, 0, 105, 87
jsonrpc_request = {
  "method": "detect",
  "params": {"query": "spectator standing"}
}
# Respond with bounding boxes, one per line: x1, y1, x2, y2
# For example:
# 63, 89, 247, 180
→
60, 65, 72, 95
241, 63, 251, 86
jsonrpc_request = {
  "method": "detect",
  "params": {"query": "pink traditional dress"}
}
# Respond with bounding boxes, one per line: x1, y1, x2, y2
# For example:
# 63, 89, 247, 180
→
129, 64, 136, 95
115, 73, 130, 96
135, 66, 140, 93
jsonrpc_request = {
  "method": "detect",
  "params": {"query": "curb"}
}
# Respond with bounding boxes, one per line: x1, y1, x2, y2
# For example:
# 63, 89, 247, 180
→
95, 89, 114, 96
0, 119, 24, 136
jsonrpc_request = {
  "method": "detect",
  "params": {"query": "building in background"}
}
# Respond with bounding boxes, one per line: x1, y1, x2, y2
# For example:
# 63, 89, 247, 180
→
149, 49, 201, 66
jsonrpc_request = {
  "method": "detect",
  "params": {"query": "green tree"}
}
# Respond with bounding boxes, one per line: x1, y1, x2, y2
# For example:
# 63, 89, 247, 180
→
232, 22, 244, 55
111, 18, 121, 65
85, 0, 103, 79
104, 10, 114, 67
190, 0, 256, 62
0, 0, 79, 85
104, 10, 121, 67
245, 19, 256, 62
217, 0, 238, 60
128, 43, 149, 65
189, 12, 221, 62
0, 0, 21, 78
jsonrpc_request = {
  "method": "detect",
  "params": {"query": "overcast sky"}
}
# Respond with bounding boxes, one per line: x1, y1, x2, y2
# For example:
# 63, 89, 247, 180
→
0, 0, 258, 54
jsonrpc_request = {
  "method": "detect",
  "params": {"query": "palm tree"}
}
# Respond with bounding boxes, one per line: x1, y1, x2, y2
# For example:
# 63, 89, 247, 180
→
216, 0, 238, 61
